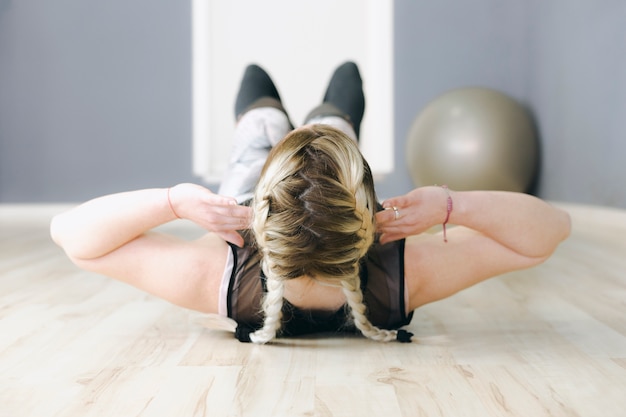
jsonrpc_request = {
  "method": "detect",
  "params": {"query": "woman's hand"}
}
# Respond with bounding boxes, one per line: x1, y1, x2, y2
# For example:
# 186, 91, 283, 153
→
375, 186, 450, 244
168, 183, 253, 247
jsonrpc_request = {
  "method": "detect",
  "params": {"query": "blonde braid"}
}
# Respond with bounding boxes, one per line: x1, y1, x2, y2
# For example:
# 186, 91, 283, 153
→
341, 275, 398, 342
249, 266, 285, 344
248, 124, 408, 344
249, 195, 285, 344
338, 145, 397, 343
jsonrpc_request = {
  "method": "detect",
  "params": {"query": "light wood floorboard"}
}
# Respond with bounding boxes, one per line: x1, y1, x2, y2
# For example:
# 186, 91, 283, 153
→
0, 203, 624, 417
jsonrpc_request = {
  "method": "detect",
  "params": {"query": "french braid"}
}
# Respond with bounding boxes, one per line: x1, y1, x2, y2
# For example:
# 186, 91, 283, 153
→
250, 124, 398, 343
336, 134, 399, 343
248, 264, 285, 344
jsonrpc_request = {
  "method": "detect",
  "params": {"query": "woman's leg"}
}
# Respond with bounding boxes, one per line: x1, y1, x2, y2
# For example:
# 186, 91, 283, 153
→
303, 61, 365, 142
218, 65, 293, 202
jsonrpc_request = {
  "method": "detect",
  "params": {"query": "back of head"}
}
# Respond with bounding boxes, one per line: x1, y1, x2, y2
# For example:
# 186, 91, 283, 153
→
253, 124, 376, 280
250, 124, 399, 343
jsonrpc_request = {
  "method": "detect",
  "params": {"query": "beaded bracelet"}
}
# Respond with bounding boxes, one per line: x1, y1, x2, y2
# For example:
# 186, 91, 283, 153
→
441, 185, 453, 243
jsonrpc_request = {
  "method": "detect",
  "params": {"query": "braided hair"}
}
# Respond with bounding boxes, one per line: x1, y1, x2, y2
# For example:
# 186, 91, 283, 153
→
249, 124, 401, 343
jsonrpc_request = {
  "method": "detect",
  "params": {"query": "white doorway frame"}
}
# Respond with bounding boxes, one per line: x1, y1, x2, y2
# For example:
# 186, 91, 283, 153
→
191, 0, 394, 183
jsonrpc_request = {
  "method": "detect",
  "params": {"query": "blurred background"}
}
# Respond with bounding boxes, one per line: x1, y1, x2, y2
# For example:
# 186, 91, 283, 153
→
1, 0, 624, 208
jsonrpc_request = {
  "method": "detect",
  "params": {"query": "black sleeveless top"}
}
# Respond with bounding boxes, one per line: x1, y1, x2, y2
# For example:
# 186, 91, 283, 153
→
226, 231, 413, 338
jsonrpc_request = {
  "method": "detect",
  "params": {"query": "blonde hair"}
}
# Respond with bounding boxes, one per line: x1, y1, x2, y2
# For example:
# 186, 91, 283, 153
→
250, 124, 399, 343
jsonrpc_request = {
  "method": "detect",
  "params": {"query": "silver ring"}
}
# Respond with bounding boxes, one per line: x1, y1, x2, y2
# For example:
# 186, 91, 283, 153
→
392, 206, 399, 220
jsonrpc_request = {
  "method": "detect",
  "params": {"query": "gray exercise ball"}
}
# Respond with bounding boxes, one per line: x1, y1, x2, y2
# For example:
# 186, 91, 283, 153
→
406, 87, 538, 192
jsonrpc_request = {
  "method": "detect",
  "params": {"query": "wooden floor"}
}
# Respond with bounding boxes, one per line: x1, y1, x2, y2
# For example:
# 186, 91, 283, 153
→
0, 203, 625, 417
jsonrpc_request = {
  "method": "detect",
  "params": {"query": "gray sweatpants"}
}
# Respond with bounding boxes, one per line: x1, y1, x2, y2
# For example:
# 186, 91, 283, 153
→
218, 107, 356, 202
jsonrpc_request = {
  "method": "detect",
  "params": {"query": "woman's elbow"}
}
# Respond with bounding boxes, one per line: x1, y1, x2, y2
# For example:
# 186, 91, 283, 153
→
50, 214, 66, 248
523, 209, 571, 262
553, 208, 572, 245
50, 213, 87, 260
536, 209, 571, 260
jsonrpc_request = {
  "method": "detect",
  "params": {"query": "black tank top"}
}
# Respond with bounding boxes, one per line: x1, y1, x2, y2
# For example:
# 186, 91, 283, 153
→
226, 230, 413, 337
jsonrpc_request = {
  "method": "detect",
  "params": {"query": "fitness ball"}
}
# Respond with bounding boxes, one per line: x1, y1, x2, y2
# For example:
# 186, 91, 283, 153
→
406, 87, 538, 192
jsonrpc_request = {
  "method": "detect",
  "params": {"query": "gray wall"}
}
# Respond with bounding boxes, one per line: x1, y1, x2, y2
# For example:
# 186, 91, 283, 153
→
527, 1, 626, 207
0, 0, 197, 202
381, 0, 626, 207
380, 0, 531, 200
1, 1, 625, 208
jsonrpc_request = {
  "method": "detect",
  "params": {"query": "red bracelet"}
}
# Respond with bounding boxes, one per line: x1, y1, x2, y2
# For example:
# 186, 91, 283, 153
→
167, 187, 181, 219
441, 185, 453, 243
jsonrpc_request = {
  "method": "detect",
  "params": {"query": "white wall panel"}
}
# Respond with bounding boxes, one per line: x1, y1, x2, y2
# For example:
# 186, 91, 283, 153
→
192, 0, 394, 183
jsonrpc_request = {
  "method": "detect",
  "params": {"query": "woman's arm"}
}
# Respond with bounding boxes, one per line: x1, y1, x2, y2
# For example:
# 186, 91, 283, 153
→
51, 183, 252, 259
51, 188, 178, 260
50, 183, 253, 312
377, 186, 571, 257
376, 187, 571, 309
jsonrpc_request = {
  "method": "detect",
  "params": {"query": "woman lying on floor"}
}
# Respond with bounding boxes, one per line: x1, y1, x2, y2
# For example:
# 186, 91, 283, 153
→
51, 62, 571, 344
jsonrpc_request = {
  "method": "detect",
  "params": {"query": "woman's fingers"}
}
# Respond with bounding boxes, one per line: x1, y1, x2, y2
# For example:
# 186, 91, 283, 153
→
195, 204, 252, 232
215, 204, 253, 229
218, 230, 246, 248
376, 191, 431, 242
